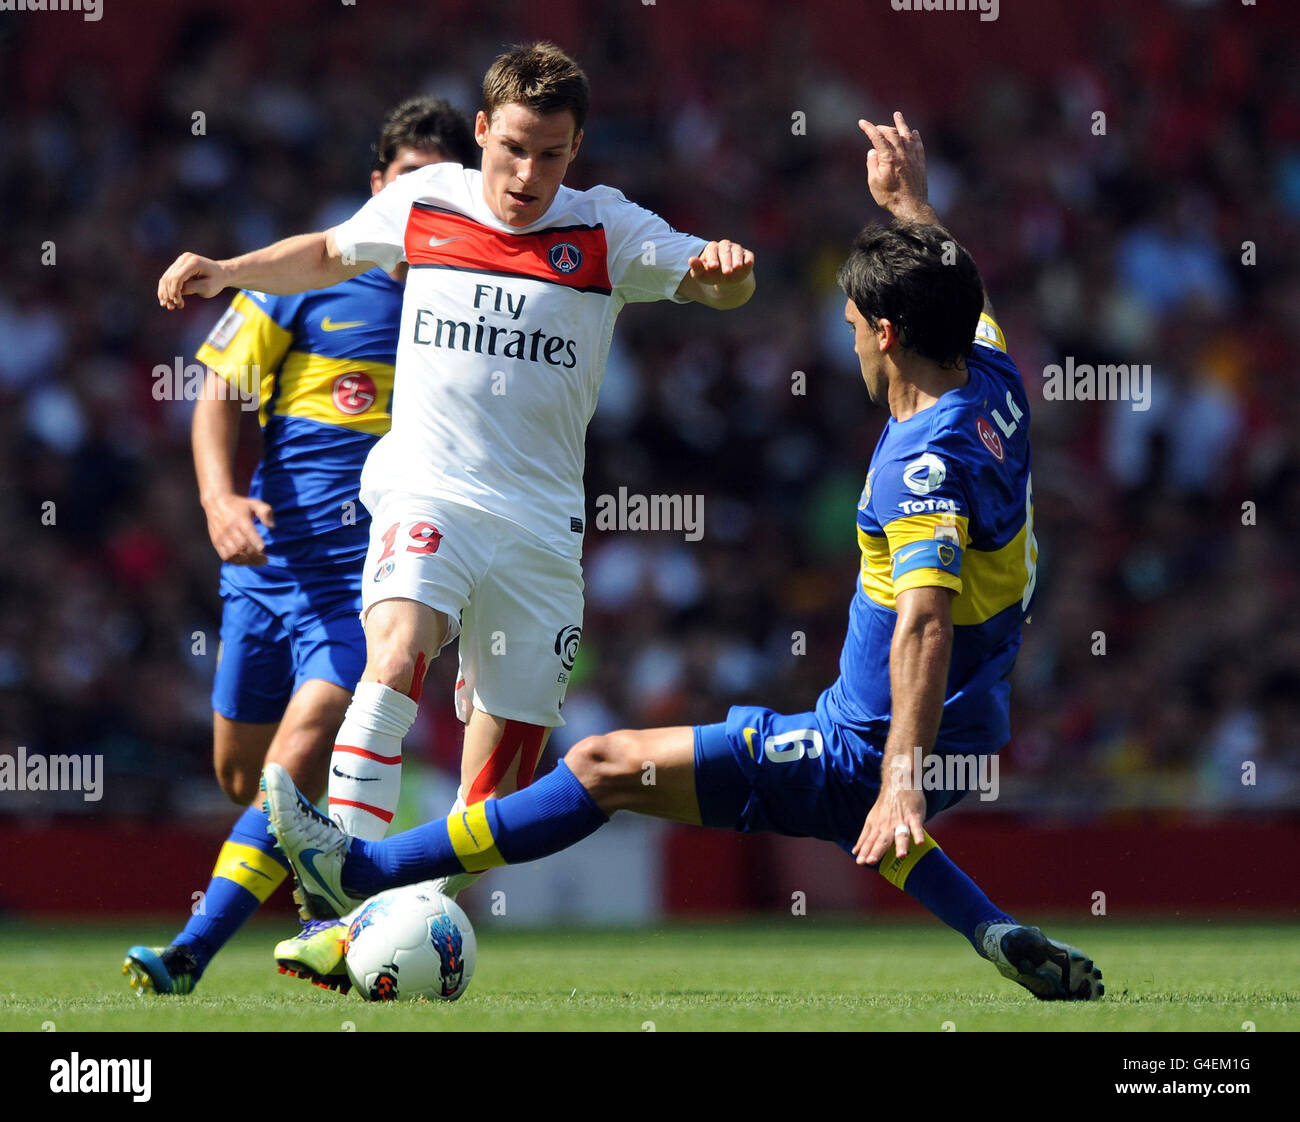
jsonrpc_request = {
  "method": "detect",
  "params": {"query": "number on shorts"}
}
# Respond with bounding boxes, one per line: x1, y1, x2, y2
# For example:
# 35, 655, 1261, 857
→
377, 521, 400, 563
378, 520, 443, 561
406, 521, 442, 555
764, 728, 824, 763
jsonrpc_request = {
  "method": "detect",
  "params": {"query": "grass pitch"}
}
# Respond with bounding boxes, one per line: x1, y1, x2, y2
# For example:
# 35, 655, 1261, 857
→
1, 919, 1296, 1032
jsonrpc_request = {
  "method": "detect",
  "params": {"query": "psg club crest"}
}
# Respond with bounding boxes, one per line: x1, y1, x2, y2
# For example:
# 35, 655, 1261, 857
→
548, 241, 583, 274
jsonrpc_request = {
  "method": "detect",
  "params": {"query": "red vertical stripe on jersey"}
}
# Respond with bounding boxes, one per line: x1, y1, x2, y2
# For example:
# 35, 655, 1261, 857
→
404, 205, 611, 293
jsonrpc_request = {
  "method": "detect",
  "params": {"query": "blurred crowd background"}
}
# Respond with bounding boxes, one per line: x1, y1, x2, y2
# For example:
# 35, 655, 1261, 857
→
3, 0, 1299, 823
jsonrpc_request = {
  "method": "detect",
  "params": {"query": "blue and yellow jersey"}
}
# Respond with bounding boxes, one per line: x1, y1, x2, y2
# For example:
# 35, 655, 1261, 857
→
195, 268, 402, 587
818, 314, 1037, 753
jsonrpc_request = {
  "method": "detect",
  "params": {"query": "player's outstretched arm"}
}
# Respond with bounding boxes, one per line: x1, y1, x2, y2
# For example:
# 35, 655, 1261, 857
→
157, 229, 371, 310
852, 585, 954, 866
675, 239, 756, 309
860, 112, 994, 318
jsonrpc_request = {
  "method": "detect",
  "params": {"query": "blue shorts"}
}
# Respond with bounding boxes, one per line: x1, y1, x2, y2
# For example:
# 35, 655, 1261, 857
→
211, 582, 366, 724
693, 704, 995, 853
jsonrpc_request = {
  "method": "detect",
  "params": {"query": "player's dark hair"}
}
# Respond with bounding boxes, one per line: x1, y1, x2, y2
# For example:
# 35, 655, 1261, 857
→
837, 221, 985, 370
373, 97, 477, 172
483, 41, 589, 134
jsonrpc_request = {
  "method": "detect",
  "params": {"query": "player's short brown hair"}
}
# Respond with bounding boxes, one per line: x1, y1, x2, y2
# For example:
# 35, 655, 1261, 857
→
482, 42, 589, 134
373, 97, 476, 172
837, 221, 985, 370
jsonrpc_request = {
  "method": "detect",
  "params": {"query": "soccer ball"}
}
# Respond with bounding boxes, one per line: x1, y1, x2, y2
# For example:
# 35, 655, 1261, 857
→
344, 886, 477, 1002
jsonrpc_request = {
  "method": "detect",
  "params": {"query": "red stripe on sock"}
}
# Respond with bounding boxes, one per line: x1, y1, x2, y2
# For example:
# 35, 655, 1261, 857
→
334, 744, 402, 764
327, 797, 394, 823
467, 720, 547, 803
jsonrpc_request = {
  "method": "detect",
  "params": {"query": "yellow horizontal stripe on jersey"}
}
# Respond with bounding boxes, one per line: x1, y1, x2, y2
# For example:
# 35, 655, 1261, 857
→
447, 802, 506, 873
273, 352, 394, 435
884, 511, 968, 597
894, 568, 963, 596
860, 512, 970, 605
975, 312, 1007, 352
861, 511, 1033, 626
195, 293, 291, 426
954, 521, 1035, 627
859, 525, 897, 606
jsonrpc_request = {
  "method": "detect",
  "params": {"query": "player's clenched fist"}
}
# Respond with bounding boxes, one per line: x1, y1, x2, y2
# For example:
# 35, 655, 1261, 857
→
158, 252, 230, 310
688, 239, 755, 286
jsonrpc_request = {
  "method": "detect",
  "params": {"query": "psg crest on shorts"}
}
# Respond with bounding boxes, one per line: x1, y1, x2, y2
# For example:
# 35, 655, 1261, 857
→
548, 241, 583, 274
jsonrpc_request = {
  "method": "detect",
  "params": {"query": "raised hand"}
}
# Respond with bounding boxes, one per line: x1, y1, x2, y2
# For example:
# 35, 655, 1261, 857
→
859, 111, 935, 224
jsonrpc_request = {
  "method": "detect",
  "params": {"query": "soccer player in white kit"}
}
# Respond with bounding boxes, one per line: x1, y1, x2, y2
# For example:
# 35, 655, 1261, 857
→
158, 43, 755, 934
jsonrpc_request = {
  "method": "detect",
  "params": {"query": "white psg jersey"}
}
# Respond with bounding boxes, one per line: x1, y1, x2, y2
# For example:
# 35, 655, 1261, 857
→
332, 163, 706, 555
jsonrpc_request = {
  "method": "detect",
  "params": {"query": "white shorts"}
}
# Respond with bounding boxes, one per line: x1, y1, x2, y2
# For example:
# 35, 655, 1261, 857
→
361, 492, 584, 727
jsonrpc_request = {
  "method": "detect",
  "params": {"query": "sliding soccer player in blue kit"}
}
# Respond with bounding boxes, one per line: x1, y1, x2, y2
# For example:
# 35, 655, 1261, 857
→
263, 112, 1103, 1002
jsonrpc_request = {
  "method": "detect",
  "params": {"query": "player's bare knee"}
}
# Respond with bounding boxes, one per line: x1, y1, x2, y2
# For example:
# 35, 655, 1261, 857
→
267, 727, 333, 800
216, 762, 258, 806
366, 643, 425, 696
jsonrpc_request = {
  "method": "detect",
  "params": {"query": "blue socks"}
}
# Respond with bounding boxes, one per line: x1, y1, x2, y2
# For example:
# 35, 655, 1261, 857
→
172, 804, 290, 973
343, 761, 609, 898
898, 846, 1015, 950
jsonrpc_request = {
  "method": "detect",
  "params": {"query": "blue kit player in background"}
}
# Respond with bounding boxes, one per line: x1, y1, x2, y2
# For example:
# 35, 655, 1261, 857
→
124, 98, 477, 996
263, 112, 1104, 1000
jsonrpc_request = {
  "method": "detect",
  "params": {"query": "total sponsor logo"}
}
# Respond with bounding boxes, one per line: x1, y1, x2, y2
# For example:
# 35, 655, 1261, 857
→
899, 497, 960, 515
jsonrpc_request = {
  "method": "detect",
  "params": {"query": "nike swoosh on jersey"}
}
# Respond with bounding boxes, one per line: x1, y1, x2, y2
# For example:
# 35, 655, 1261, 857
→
896, 545, 927, 564
320, 316, 367, 331
331, 765, 378, 783
299, 849, 346, 909
427, 235, 464, 248
743, 727, 759, 759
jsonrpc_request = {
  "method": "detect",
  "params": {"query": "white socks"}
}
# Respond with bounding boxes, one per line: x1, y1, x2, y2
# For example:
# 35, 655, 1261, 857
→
328, 682, 418, 840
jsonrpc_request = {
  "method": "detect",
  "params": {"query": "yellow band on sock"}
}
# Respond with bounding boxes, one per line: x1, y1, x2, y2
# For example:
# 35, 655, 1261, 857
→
447, 802, 506, 873
877, 831, 941, 891
213, 840, 287, 902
